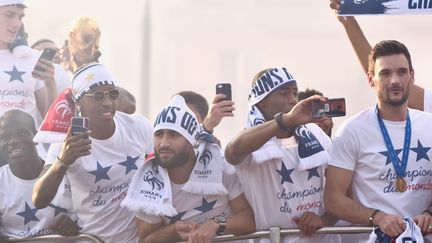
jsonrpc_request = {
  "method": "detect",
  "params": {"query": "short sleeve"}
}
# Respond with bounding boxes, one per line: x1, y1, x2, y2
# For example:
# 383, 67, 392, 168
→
222, 162, 243, 200
329, 123, 358, 171
424, 88, 432, 113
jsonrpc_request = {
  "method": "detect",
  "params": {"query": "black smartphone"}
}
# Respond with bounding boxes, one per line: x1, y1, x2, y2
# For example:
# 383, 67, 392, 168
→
216, 83, 232, 101
71, 116, 90, 136
34, 48, 57, 72
312, 98, 346, 118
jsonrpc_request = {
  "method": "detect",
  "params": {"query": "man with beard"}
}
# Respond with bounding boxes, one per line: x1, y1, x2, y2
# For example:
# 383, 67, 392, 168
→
32, 63, 154, 243
122, 95, 255, 243
324, 40, 432, 242
0, 110, 78, 240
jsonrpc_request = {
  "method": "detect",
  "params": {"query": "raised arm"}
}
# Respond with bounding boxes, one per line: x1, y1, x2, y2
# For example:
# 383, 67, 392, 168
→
225, 96, 327, 165
32, 130, 91, 208
330, 0, 425, 110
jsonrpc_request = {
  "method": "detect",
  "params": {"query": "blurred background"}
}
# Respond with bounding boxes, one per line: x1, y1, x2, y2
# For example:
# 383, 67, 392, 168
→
25, 0, 432, 145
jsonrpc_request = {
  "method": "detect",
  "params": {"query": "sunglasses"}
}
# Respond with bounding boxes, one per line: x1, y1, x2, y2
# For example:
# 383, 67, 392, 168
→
83, 89, 120, 102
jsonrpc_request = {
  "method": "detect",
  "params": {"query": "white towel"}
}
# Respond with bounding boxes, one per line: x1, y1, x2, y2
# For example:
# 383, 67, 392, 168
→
367, 217, 424, 243
246, 106, 328, 170
121, 154, 177, 217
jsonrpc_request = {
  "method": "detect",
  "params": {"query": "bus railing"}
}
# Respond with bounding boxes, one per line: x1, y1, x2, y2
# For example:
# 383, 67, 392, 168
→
6, 233, 104, 243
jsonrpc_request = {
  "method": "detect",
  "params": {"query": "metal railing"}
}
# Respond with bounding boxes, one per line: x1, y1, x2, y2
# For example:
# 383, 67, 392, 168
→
178, 226, 375, 242
6, 233, 103, 243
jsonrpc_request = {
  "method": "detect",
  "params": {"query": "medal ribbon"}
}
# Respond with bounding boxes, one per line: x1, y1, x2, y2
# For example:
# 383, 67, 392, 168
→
376, 105, 411, 179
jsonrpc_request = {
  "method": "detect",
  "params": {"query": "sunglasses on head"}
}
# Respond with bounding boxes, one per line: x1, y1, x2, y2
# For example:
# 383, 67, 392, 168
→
83, 89, 120, 102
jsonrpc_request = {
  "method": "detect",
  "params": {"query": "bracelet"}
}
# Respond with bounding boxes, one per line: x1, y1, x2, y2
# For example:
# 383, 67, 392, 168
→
56, 156, 70, 168
274, 112, 291, 133
368, 209, 380, 227
201, 123, 213, 134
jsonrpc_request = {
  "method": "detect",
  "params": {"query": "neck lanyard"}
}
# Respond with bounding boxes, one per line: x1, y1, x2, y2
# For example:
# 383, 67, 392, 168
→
375, 105, 411, 192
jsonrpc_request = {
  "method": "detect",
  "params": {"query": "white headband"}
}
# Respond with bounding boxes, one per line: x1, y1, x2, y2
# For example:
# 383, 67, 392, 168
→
248, 67, 297, 107
72, 63, 119, 100
154, 95, 200, 146
0, 0, 25, 6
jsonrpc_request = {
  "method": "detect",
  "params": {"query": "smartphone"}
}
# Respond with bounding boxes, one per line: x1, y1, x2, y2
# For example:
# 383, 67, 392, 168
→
34, 48, 57, 72
71, 116, 90, 135
216, 83, 232, 101
312, 98, 346, 118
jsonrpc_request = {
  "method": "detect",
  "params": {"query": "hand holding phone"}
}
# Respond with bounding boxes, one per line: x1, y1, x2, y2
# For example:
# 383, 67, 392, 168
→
216, 83, 232, 101
34, 48, 57, 72
71, 116, 90, 136
312, 98, 346, 118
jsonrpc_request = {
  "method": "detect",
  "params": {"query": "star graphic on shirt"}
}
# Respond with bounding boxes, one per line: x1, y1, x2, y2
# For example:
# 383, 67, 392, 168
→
48, 203, 68, 217
379, 149, 402, 165
118, 156, 139, 175
85, 73, 94, 82
306, 167, 320, 180
276, 161, 294, 185
169, 210, 187, 224
410, 140, 431, 162
16, 202, 39, 225
5, 65, 26, 82
88, 161, 112, 183
194, 198, 217, 214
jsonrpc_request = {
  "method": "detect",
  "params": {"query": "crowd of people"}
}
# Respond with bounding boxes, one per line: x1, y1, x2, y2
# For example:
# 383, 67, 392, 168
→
1, 0, 432, 242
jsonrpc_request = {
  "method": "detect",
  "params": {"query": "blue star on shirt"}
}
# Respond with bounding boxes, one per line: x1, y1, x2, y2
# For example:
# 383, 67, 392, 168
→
169, 211, 187, 224
16, 202, 39, 225
276, 161, 294, 185
411, 140, 431, 162
48, 203, 68, 217
194, 198, 217, 213
5, 65, 26, 82
88, 161, 112, 183
119, 156, 139, 175
379, 149, 402, 165
306, 167, 320, 180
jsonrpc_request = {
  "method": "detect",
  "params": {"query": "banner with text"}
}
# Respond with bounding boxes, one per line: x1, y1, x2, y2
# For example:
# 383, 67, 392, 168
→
339, 0, 432, 15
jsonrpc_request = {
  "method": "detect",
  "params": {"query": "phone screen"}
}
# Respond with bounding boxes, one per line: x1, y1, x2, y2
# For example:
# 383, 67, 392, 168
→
312, 98, 346, 117
216, 83, 232, 101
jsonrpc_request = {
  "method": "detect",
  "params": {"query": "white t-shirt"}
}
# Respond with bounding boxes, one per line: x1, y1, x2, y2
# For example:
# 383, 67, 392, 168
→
136, 161, 246, 243
0, 165, 69, 241
423, 88, 432, 113
235, 123, 340, 243
0, 49, 45, 126
46, 112, 154, 243
331, 107, 432, 241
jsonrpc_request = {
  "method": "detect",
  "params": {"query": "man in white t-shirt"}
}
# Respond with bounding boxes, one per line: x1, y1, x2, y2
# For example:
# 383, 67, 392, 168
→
324, 40, 432, 242
123, 95, 255, 243
225, 68, 340, 243
0, 0, 58, 162
32, 63, 154, 243
0, 110, 78, 240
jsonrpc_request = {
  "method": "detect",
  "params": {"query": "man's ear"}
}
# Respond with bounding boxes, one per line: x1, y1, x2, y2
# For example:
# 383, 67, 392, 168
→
410, 69, 415, 85
367, 72, 375, 87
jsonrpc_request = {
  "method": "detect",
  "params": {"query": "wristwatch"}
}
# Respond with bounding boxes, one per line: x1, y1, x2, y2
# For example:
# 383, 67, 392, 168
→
213, 215, 227, 235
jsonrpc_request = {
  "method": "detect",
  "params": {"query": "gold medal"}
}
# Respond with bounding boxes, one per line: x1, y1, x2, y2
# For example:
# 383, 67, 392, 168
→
396, 178, 407, 192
